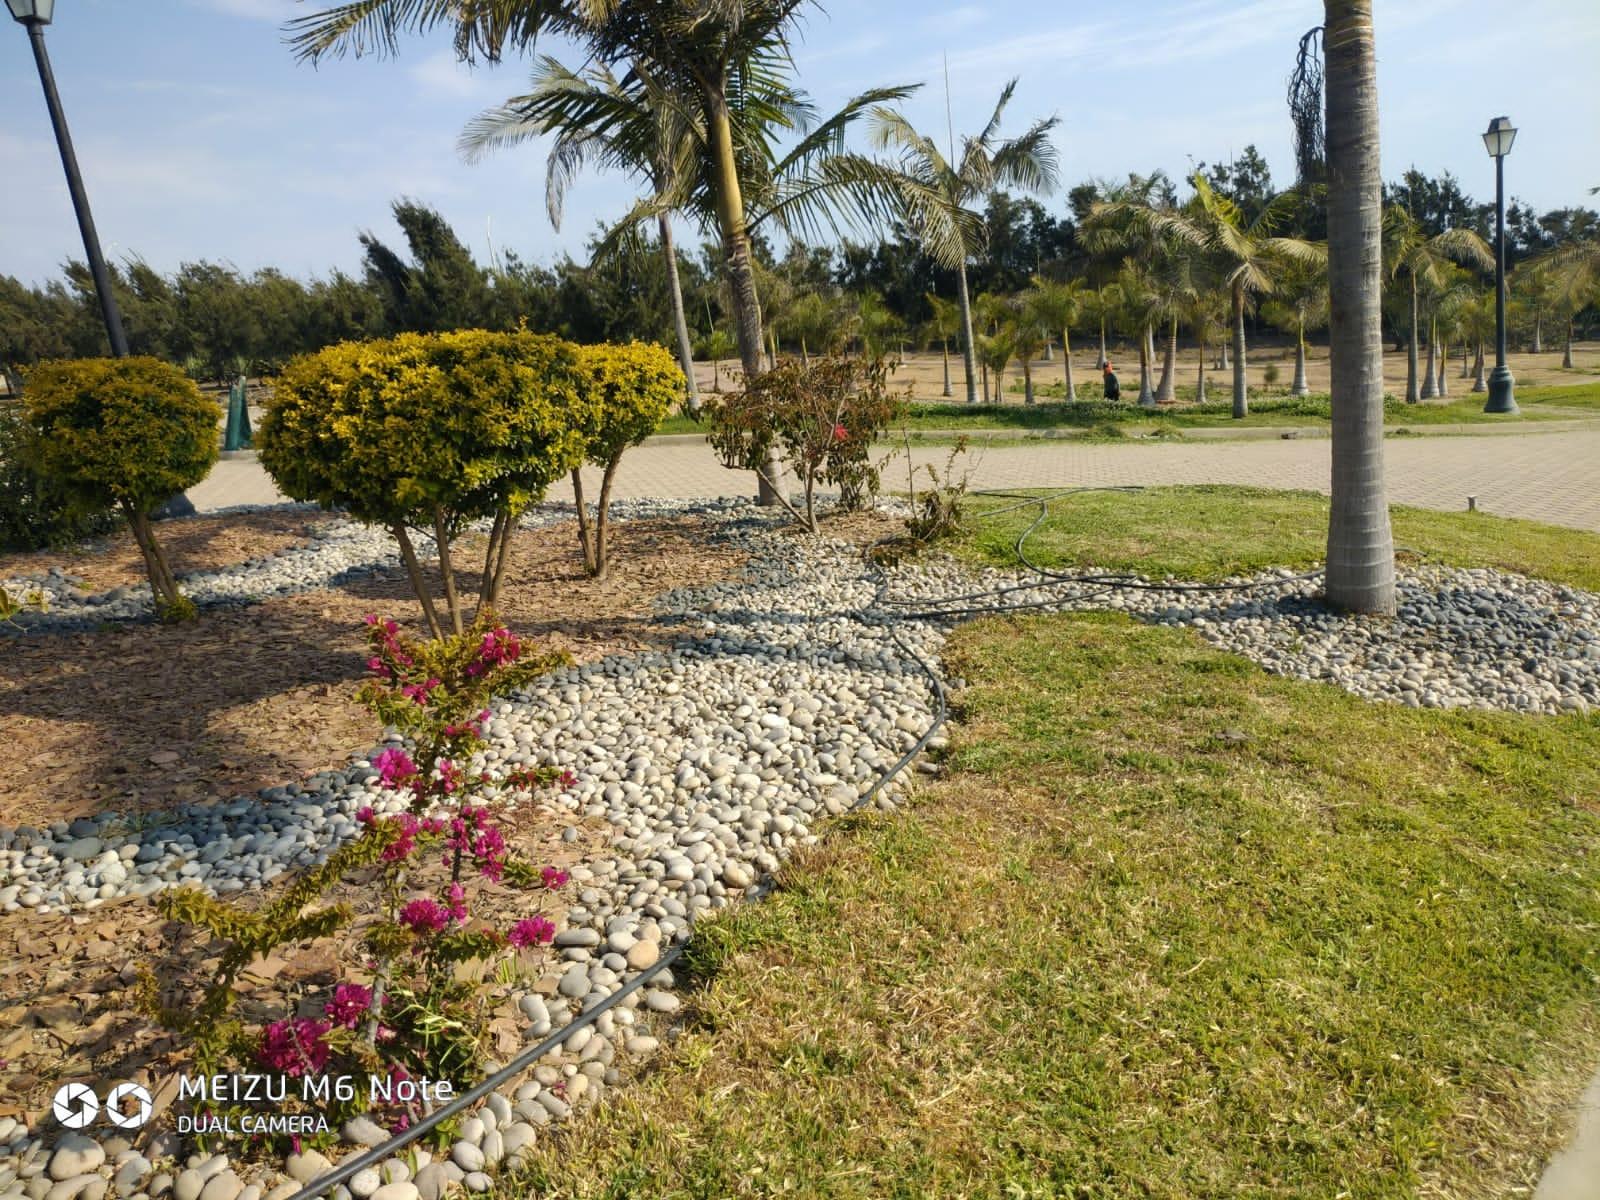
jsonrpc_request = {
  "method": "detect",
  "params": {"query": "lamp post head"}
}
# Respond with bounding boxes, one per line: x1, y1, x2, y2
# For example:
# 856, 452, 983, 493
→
1482, 116, 1517, 159
6, 0, 55, 24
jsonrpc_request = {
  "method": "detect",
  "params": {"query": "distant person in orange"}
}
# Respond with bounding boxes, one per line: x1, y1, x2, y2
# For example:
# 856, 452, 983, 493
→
1102, 362, 1121, 402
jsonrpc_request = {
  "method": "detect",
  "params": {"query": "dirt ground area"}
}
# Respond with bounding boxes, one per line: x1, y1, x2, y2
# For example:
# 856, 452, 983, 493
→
1, 513, 746, 831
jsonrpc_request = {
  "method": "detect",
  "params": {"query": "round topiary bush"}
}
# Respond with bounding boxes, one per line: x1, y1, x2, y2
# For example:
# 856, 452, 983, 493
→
570, 341, 682, 578
0, 401, 120, 552
21, 356, 219, 619
259, 330, 593, 637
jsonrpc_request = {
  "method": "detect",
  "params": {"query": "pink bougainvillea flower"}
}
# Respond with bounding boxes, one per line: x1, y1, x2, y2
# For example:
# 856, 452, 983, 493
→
446, 882, 469, 922
363, 614, 378, 626
541, 866, 569, 890
372, 748, 418, 789
257, 1018, 331, 1077
507, 916, 556, 948
398, 898, 452, 934
324, 983, 372, 1029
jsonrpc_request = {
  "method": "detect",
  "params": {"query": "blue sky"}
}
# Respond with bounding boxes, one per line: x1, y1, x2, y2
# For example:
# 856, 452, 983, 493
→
1, 0, 1596, 286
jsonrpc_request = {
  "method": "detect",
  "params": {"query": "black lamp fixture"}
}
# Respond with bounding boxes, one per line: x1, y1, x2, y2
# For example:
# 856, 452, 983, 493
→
1481, 116, 1517, 414
10, 0, 129, 356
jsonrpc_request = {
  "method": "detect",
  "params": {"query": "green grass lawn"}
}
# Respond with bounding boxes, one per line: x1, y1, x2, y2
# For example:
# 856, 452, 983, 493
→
507, 490, 1600, 1198
651, 384, 1600, 441
958, 485, 1600, 590
512, 613, 1600, 1198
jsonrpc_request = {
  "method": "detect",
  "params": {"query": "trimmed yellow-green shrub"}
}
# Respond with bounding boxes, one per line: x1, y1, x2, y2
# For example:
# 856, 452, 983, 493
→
570, 341, 681, 578
259, 330, 593, 636
21, 356, 219, 620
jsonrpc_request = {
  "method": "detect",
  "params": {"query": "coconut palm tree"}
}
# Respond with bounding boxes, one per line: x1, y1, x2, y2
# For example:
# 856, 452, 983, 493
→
1025, 276, 1087, 401
1188, 176, 1322, 418
924, 293, 963, 397
864, 81, 1060, 404
291, 0, 914, 505
977, 327, 1017, 406
1321, 0, 1395, 615
1382, 206, 1492, 403
1186, 289, 1228, 403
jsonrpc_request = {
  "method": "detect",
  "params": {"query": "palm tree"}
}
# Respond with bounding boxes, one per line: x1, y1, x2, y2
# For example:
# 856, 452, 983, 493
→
291, 0, 913, 505
1186, 289, 1228, 403
461, 59, 715, 410
779, 291, 842, 365
924, 293, 963, 397
1322, 0, 1396, 615
1456, 291, 1495, 392
1025, 276, 1087, 401
1189, 176, 1321, 418
977, 327, 1016, 406
843, 291, 903, 363
1007, 296, 1049, 406
1534, 238, 1600, 368
865, 81, 1059, 404
1262, 257, 1330, 396
1113, 266, 1162, 409
1382, 205, 1491, 403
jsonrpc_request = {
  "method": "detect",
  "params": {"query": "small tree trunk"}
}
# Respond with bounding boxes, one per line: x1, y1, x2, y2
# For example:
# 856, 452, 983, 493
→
1406, 273, 1420, 403
980, 359, 989, 404
1062, 327, 1077, 401
390, 523, 444, 640
123, 504, 179, 613
1291, 320, 1310, 395
1231, 284, 1248, 418
1533, 312, 1543, 354
1472, 341, 1487, 392
475, 509, 509, 620
1023, 359, 1035, 405
1420, 318, 1438, 399
1460, 341, 1472, 377
955, 260, 979, 404
1436, 340, 1448, 397
1563, 317, 1574, 368
593, 453, 623, 579
1042, 340, 1053, 362
1097, 318, 1107, 370
941, 340, 952, 397
1137, 325, 1156, 408
1156, 315, 1177, 403
1196, 335, 1207, 403
801, 337, 810, 368
431, 507, 464, 636
571, 467, 597, 576
659, 212, 700, 415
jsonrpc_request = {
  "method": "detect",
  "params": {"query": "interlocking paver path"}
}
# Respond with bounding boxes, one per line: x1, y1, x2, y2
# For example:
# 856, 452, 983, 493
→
188, 428, 1600, 533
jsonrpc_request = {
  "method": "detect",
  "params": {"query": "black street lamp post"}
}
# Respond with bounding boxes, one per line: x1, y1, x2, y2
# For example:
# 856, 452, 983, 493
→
1481, 115, 1517, 414
9, 0, 129, 357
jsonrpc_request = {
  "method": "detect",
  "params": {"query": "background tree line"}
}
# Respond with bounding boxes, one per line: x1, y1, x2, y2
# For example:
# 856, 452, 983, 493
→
3, 154, 1595, 395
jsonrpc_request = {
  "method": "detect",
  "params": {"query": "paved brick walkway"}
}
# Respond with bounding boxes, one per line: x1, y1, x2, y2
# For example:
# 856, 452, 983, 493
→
188, 428, 1600, 533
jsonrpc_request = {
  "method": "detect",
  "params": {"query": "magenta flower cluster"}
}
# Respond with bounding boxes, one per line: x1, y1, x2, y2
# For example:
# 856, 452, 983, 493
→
444, 806, 507, 881
258, 1018, 331, 1076
465, 628, 521, 678
323, 983, 372, 1029
507, 916, 556, 948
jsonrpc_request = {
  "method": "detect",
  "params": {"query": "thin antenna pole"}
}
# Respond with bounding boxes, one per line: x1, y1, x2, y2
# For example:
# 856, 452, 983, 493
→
943, 53, 957, 165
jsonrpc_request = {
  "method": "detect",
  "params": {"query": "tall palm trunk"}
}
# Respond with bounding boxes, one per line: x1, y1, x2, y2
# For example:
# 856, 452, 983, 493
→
706, 88, 780, 504
658, 212, 700, 415
1136, 324, 1156, 408
1420, 317, 1438, 399
980, 358, 989, 403
1156, 316, 1178, 403
941, 339, 952, 397
1291, 318, 1311, 395
1323, 0, 1396, 615
1472, 341, 1487, 391
1231, 282, 1249, 418
1435, 339, 1448, 396
1061, 327, 1077, 401
1460, 341, 1472, 377
1405, 273, 1420, 403
955, 261, 979, 403
1563, 316, 1575, 368
1532, 313, 1543, 353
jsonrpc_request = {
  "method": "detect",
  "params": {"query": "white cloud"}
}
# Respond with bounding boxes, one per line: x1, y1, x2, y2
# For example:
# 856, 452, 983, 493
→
408, 49, 504, 101
189, 0, 299, 20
